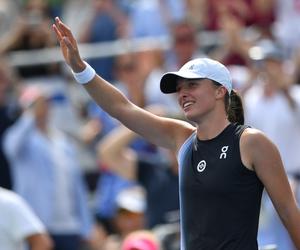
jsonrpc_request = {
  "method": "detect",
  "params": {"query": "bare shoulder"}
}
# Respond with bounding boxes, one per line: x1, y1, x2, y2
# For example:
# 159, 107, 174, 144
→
240, 127, 279, 171
240, 127, 266, 145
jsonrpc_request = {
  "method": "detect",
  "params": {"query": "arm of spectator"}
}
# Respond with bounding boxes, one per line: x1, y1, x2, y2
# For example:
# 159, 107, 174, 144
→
210, 11, 253, 64
26, 234, 53, 250
97, 125, 138, 180
263, 58, 299, 111
0, 17, 29, 54
80, 118, 103, 145
3, 112, 36, 159
97, 105, 168, 180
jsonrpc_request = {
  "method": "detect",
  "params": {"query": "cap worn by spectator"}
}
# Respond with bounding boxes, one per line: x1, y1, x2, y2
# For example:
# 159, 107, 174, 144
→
116, 186, 146, 214
248, 39, 285, 62
19, 85, 48, 109
122, 230, 160, 250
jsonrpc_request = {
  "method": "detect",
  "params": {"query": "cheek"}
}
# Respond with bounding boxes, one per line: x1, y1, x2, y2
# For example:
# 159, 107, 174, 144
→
197, 90, 215, 106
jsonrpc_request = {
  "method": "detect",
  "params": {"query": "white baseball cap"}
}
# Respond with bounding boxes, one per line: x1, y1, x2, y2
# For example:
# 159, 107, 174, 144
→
116, 186, 146, 213
160, 58, 232, 94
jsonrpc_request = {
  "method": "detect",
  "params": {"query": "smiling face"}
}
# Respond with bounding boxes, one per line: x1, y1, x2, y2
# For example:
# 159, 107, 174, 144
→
176, 78, 226, 123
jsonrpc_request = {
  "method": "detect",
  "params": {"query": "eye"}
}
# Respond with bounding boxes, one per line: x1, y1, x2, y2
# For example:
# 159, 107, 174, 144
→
175, 79, 201, 92
188, 81, 198, 87
186, 81, 200, 89
175, 84, 180, 92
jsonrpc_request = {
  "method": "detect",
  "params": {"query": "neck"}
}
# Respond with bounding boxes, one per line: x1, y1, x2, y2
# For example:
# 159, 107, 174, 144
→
196, 115, 230, 140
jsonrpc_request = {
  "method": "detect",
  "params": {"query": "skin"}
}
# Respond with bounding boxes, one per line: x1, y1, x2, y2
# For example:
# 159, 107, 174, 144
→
26, 233, 53, 250
31, 96, 49, 133
52, 17, 300, 247
97, 124, 178, 181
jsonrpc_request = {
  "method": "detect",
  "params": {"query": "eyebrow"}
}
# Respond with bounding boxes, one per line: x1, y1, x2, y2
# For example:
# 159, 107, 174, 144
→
177, 78, 204, 85
175, 79, 204, 91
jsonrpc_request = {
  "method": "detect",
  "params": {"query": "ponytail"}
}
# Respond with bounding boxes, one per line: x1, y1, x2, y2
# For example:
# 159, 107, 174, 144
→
212, 81, 245, 125
226, 89, 244, 125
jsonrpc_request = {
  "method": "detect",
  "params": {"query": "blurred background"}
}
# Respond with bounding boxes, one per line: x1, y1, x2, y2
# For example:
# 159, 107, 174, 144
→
0, 0, 299, 249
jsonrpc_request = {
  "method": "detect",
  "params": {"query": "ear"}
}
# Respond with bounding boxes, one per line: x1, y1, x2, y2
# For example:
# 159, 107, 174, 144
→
215, 86, 227, 99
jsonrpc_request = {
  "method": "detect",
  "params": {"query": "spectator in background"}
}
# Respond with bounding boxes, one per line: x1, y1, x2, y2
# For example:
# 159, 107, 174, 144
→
0, 0, 60, 79
291, 47, 300, 85
128, 0, 186, 39
0, 187, 53, 250
244, 39, 300, 250
273, 0, 300, 56
165, 20, 203, 72
0, 58, 20, 190
208, 3, 253, 67
142, 48, 182, 117
121, 229, 161, 250
3, 85, 97, 250
199, 0, 252, 31
185, 0, 208, 30
79, 0, 128, 82
98, 118, 180, 229
0, 0, 82, 138
248, 0, 275, 38
101, 185, 147, 250
0, 0, 19, 38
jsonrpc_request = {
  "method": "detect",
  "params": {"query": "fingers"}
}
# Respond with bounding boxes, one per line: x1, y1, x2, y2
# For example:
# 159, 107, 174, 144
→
53, 17, 77, 50
54, 17, 76, 44
63, 36, 76, 51
52, 24, 63, 42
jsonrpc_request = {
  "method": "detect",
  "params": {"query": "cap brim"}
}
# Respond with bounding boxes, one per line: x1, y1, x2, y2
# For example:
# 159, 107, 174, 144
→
160, 71, 205, 94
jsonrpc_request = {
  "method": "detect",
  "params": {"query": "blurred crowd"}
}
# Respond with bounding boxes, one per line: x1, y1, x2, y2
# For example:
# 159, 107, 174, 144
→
0, 0, 300, 249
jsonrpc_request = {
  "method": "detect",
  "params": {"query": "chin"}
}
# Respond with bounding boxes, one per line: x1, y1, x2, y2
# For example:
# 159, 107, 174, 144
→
184, 113, 197, 123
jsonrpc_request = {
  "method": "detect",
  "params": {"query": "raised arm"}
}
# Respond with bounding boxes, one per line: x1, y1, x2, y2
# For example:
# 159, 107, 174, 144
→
241, 129, 300, 248
97, 125, 138, 180
26, 234, 53, 250
52, 17, 194, 151
3, 112, 35, 159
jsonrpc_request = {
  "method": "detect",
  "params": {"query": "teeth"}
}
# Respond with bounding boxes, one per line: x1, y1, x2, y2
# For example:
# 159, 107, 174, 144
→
183, 102, 193, 108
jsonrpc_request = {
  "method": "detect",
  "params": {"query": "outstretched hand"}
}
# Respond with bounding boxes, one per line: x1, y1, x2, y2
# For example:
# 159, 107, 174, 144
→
52, 17, 85, 72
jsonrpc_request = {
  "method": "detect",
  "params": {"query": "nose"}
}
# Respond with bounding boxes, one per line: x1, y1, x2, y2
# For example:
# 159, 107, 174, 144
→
176, 88, 189, 105
177, 85, 189, 98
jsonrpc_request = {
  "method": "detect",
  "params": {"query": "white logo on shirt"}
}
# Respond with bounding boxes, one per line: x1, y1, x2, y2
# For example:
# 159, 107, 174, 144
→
197, 160, 206, 172
220, 146, 229, 159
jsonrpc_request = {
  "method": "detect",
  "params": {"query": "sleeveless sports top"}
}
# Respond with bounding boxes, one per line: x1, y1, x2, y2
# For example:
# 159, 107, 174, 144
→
177, 123, 263, 250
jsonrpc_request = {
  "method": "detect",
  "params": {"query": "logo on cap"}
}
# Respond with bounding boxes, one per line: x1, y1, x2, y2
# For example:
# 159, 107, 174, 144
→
188, 64, 195, 70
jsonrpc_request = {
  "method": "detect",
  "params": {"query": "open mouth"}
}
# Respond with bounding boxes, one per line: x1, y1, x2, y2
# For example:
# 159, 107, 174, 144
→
182, 101, 194, 110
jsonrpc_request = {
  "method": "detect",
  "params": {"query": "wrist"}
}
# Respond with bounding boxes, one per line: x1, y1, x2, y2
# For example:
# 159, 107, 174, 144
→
72, 61, 96, 84
72, 60, 86, 73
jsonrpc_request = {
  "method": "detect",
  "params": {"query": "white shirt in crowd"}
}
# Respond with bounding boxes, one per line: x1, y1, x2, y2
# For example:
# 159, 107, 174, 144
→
244, 82, 300, 174
0, 187, 46, 250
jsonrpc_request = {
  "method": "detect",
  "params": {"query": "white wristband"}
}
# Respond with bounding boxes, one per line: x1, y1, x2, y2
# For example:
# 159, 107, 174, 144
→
72, 62, 96, 84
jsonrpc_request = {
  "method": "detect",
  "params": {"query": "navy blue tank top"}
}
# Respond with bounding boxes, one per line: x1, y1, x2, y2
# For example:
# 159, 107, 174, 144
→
177, 123, 263, 250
